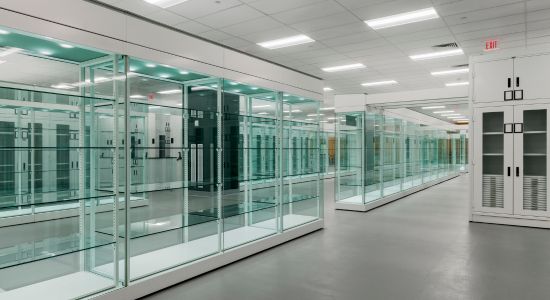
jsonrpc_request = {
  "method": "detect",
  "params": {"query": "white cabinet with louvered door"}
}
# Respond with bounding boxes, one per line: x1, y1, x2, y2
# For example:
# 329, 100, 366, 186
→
473, 106, 514, 214
472, 58, 514, 103
513, 105, 550, 217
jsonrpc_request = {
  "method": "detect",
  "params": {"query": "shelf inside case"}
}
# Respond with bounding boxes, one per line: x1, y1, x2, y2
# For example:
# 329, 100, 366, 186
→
0, 231, 114, 270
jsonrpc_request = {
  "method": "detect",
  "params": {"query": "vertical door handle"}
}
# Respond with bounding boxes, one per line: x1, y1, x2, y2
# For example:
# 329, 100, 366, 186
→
516, 77, 520, 87
507, 78, 511, 88
507, 167, 511, 176
516, 167, 520, 177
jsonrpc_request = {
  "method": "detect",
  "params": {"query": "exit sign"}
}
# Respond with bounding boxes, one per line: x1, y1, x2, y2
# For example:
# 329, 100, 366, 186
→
485, 39, 498, 51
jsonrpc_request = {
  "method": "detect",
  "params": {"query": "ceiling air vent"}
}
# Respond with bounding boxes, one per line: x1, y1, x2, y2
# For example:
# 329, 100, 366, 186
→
432, 42, 459, 48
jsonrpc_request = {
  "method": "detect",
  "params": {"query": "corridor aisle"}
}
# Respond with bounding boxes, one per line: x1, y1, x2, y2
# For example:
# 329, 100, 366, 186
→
145, 175, 550, 300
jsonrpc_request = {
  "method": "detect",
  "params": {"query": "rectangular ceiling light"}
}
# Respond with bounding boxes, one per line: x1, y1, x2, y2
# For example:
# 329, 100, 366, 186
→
421, 106, 445, 110
410, 49, 463, 61
448, 116, 465, 119
257, 35, 314, 50
158, 89, 182, 94
320, 107, 335, 111
323, 87, 334, 92
322, 63, 366, 72
51, 83, 75, 90
365, 7, 439, 30
433, 110, 454, 114
446, 81, 469, 87
144, 0, 189, 9
361, 80, 398, 87
431, 68, 469, 76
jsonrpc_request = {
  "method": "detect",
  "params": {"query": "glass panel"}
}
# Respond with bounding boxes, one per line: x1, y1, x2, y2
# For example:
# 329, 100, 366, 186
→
482, 111, 504, 208
365, 111, 382, 202
282, 95, 321, 230
221, 80, 278, 249
523, 109, 547, 211
336, 112, 363, 204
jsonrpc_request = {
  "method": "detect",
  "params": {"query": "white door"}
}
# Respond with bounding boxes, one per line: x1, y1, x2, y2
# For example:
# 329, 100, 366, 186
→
513, 104, 550, 217
473, 106, 514, 214
473, 58, 514, 103
513, 54, 550, 100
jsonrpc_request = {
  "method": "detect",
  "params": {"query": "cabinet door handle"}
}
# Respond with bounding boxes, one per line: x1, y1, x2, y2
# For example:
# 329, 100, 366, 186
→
507, 78, 511, 88
516, 77, 520, 87
516, 167, 520, 177
507, 167, 511, 176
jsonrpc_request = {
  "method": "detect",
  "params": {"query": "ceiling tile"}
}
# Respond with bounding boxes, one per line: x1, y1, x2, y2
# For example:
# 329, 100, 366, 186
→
195, 5, 264, 28
290, 12, 359, 33
271, 1, 346, 24
168, 0, 243, 19
220, 16, 283, 36
247, 0, 324, 15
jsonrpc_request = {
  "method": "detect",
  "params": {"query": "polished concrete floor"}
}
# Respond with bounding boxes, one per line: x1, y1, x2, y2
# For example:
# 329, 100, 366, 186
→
144, 174, 550, 300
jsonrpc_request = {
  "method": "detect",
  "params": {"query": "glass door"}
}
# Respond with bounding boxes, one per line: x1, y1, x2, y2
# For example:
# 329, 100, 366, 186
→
473, 106, 514, 214
513, 105, 549, 217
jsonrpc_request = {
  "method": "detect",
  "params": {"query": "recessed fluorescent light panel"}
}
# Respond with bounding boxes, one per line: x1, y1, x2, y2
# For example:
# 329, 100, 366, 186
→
431, 68, 469, 76
51, 84, 75, 90
144, 0, 189, 8
59, 43, 74, 49
433, 110, 454, 114
361, 80, 398, 87
320, 107, 335, 111
322, 63, 366, 73
158, 89, 181, 94
323, 87, 334, 92
410, 49, 463, 61
446, 81, 469, 87
365, 7, 439, 30
421, 106, 445, 110
257, 35, 314, 50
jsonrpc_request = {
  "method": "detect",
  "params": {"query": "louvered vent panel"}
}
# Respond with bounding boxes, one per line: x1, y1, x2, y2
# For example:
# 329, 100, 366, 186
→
482, 174, 504, 208
523, 176, 547, 211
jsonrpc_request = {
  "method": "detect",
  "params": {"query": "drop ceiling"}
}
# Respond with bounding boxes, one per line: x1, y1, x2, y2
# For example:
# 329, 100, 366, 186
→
95, 0, 550, 95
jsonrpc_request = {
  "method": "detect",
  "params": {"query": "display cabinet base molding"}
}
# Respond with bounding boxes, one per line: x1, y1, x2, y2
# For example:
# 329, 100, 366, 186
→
471, 213, 550, 229
93, 219, 323, 300
336, 173, 460, 212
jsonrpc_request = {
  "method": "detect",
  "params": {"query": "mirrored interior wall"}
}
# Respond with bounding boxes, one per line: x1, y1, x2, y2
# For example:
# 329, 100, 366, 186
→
335, 106, 467, 207
0, 26, 322, 299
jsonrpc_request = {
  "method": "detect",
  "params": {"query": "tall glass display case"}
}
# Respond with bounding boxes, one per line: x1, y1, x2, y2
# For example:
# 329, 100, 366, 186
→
335, 112, 364, 204
282, 96, 322, 230
0, 26, 323, 299
0, 29, 125, 298
335, 108, 465, 211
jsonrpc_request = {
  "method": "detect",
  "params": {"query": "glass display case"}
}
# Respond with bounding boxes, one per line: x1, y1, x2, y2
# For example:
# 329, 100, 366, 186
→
282, 96, 322, 230
0, 29, 125, 298
0, 26, 323, 299
335, 108, 465, 211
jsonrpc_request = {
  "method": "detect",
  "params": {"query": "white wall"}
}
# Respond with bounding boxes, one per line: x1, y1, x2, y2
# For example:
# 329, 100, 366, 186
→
0, 0, 322, 100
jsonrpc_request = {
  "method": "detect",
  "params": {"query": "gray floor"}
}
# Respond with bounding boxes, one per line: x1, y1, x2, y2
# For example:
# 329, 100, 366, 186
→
144, 175, 550, 300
